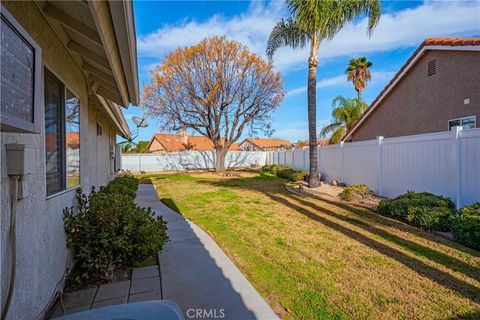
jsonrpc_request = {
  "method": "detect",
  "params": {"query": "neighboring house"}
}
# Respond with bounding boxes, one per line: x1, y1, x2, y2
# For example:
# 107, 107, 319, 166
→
343, 37, 480, 142
147, 130, 241, 153
0, 2, 138, 319
239, 138, 292, 151
293, 140, 329, 150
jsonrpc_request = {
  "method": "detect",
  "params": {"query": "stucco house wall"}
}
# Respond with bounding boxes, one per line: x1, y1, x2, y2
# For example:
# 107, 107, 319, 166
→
1, 3, 118, 319
149, 138, 166, 153
350, 50, 480, 141
239, 140, 260, 151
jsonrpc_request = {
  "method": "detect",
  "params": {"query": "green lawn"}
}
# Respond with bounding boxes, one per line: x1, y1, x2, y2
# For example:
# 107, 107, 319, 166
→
141, 172, 480, 320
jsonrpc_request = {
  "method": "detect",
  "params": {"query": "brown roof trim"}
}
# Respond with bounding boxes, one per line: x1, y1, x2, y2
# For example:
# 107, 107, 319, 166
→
343, 37, 480, 141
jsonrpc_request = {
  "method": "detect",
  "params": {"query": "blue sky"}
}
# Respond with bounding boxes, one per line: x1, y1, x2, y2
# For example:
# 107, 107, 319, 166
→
124, 0, 480, 143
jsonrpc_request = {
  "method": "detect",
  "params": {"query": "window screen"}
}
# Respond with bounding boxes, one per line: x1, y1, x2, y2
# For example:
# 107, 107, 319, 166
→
45, 71, 65, 195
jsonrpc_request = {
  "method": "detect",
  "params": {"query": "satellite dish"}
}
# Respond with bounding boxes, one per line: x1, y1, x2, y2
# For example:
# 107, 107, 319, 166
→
132, 116, 148, 128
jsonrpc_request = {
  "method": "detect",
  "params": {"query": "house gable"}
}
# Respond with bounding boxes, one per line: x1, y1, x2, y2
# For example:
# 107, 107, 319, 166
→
345, 39, 480, 141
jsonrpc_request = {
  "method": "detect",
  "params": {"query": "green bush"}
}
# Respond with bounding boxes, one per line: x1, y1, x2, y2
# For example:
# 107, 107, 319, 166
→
64, 187, 168, 283
262, 164, 305, 182
451, 203, 480, 251
339, 184, 372, 201
405, 206, 453, 232
269, 164, 282, 175
378, 191, 455, 231
276, 167, 306, 182
261, 164, 273, 172
100, 174, 139, 199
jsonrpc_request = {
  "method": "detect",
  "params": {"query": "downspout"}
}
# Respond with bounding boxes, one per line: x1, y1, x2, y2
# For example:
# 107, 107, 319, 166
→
1, 175, 21, 320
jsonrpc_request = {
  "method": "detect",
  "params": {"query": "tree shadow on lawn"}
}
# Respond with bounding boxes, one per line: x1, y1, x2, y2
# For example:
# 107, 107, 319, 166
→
220, 175, 479, 258
267, 193, 480, 304
449, 309, 480, 320
311, 194, 480, 258
289, 193, 480, 283
197, 177, 480, 304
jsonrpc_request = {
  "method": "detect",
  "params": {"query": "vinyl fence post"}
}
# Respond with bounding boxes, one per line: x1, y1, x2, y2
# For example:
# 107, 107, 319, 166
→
450, 126, 463, 209
340, 142, 345, 183
376, 136, 384, 196
304, 148, 307, 171
138, 155, 141, 172
316, 146, 319, 175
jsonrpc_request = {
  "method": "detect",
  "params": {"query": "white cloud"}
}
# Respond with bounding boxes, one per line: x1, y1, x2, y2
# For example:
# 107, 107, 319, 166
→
138, 1, 479, 73
138, 1, 285, 59
287, 70, 396, 96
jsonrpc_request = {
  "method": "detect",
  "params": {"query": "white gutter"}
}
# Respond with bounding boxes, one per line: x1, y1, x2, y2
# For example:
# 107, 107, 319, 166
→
88, 1, 131, 108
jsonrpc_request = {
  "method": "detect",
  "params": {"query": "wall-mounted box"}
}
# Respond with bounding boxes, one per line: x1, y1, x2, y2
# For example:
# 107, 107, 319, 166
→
1, 4, 42, 134
6, 144, 36, 176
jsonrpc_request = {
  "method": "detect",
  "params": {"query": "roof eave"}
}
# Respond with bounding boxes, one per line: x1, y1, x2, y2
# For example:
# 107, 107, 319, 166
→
88, 1, 139, 108
343, 44, 480, 141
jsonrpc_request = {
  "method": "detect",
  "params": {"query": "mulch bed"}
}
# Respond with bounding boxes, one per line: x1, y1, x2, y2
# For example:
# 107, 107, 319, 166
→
286, 181, 383, 212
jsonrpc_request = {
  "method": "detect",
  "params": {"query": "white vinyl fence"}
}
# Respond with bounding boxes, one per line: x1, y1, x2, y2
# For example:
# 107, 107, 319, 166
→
121, 151, 266, 172
268, 127, 480, 208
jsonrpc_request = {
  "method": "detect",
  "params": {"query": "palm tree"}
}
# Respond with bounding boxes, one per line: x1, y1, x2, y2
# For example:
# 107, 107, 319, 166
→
346, 57, 373, 101
121, 142, 134, 153
320, 96, 367, 144
266, 0, 381, 188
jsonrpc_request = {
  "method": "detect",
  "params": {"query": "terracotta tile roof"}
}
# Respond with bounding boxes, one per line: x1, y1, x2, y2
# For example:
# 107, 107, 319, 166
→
229, 143, 241, 151
243, 138, 292, 150
188, 136, 215, 151
343, 37, 480, 141
149, 134, 185, 152
318, 139, 329, 146
293, 140, 329, 149
148, 133, 241, 152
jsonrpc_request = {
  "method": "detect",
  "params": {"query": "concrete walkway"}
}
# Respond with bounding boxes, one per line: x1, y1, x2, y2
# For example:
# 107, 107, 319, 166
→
136, 184, 279, 320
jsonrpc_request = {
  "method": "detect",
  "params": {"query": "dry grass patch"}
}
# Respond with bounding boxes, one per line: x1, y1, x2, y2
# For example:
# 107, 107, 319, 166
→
144, 172, 480, 320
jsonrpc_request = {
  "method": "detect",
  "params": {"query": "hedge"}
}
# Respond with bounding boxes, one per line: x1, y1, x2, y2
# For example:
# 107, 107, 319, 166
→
377, 191, 455, 232
262, 164, 305, 182
64, 175, 168, 283
451, 202, 480, 251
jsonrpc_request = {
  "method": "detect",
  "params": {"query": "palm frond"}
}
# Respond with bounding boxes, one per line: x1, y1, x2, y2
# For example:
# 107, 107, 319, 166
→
266, 18, 308, 59
320, 121, 342, 138
329, 126, 346, 144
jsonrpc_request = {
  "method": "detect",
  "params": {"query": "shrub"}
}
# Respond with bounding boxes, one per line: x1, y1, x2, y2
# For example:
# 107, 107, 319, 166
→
64, 188, 168, 283
276, 167, 306, 182
451, 203, 480, 251
262, 164, 305, 182
378, 191, 455, 231
339, 184, 372, 201
100, 174, 140, 199
269, 164, 282, 175
261, 164, 273, 172
405, 206, 453, 232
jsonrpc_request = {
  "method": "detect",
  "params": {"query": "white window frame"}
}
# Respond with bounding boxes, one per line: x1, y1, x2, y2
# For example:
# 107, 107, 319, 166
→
0, 4, 42, 133
448, 116, 476, 131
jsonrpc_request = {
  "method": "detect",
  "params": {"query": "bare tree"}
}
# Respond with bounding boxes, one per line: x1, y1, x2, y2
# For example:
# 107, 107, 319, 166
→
142, 36, 284, 173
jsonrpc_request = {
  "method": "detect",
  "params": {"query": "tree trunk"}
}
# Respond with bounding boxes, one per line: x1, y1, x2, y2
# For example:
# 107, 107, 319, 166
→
357, 90, 362, 103
215, 148, 226, 174
307, 56, 320, 188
